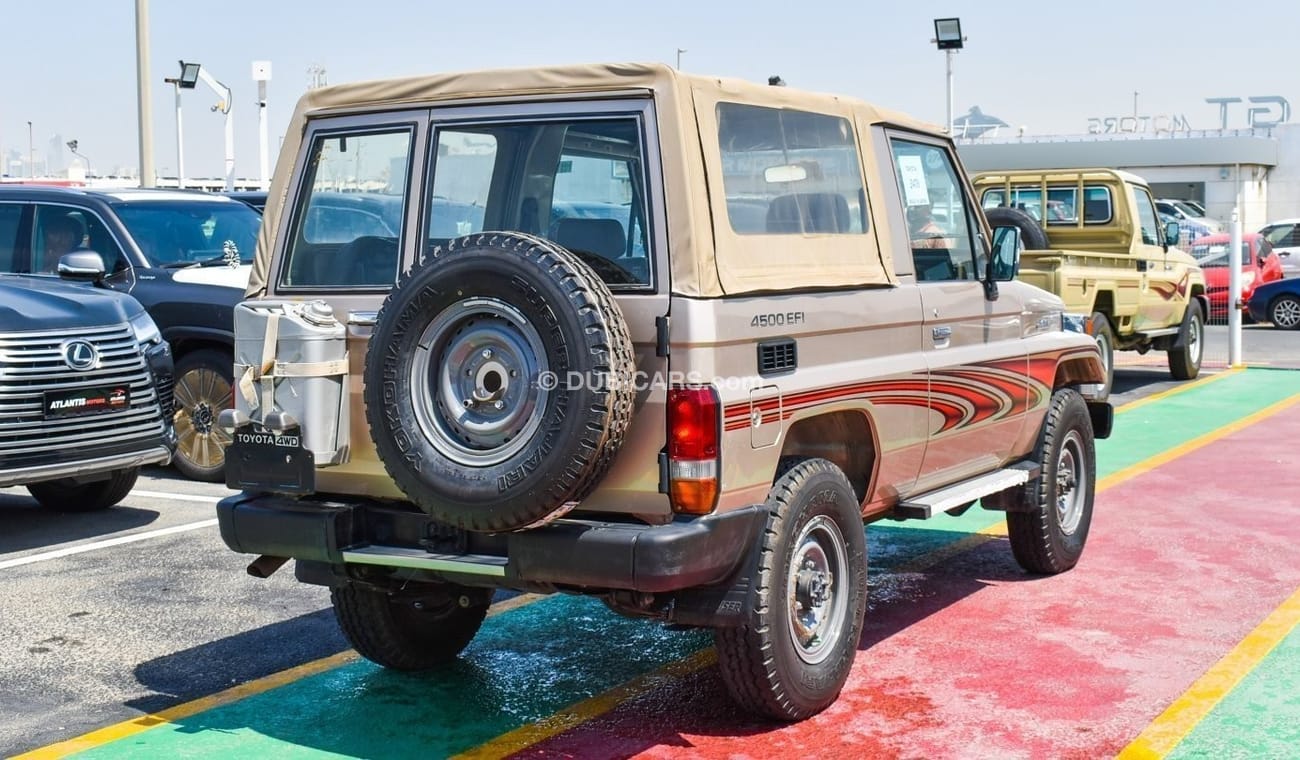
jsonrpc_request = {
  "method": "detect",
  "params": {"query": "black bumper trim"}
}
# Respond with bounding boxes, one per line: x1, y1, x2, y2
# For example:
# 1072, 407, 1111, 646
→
216, 493, 768, 593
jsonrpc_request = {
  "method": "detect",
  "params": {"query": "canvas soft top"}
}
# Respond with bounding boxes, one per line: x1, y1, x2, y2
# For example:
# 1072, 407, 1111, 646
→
249, 62, 942, 297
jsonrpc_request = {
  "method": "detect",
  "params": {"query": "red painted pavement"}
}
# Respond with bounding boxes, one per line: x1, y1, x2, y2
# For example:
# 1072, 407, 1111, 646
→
519, 407, 1300, 759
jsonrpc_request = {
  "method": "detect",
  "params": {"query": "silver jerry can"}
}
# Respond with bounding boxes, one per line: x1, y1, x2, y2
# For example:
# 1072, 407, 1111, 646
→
231, 300, 350, 466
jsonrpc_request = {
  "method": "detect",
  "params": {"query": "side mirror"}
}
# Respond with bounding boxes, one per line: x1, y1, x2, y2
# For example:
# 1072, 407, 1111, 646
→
57, 251, 107, 283
989, 225, 1021, 281
1164, 220, 1181, 247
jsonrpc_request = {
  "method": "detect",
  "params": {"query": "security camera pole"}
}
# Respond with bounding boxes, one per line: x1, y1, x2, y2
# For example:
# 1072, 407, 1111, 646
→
253, 61, 272, 191
165, 61, 235, 190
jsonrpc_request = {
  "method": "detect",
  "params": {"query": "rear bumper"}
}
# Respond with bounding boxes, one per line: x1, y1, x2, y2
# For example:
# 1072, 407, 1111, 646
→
217, 493, 768, 594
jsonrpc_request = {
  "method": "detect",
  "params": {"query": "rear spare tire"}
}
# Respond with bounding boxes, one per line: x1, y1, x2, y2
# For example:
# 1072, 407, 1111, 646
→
364, 232, 635, 533
984, 206, 1050, 251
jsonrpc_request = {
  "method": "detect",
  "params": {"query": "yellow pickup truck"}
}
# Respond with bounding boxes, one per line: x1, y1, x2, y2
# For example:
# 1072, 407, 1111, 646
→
972, 168, 1207, 394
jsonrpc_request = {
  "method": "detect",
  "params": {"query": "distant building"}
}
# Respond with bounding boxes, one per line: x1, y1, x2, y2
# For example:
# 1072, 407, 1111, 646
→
952, 106, 1009, 139
46, 134, 65, 175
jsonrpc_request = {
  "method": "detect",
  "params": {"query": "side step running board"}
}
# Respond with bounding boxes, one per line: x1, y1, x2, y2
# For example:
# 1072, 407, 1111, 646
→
341, 545, 508, 577
893, 461, 1040, 520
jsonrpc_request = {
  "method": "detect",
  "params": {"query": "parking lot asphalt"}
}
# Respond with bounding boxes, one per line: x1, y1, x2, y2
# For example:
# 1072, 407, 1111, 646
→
3, 366, 1299, 758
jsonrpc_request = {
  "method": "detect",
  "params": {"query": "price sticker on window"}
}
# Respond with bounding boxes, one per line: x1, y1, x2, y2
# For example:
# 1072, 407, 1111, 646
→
897, 155, 931, 207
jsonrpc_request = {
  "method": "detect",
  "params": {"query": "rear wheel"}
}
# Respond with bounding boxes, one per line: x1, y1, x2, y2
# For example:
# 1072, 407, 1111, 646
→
26, 468, 139, 511
715, 458, 867, 721
172, 349, 233, 482
331, 583, 491, 670
1167, 300, 1203, 381
1089, 312, 1115, 397
1005, 389, 1095, 574
1270, 294, 1300, 330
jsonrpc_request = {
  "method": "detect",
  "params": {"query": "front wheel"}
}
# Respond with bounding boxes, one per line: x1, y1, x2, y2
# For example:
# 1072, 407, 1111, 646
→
331, 583, 491, 670
172, 349, 234, 482
1006, 389, 1096, 574
26, 468, 139, 511
1269, 294, 1300, 330
715, 458, 867, 721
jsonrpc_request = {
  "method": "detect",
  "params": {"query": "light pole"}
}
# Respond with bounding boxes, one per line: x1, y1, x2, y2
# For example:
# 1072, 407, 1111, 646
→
166, 61, 235, 190
135, 0, 155, 187
66, 140, 91, 177
931, 18, 965, 135
253, 61, 272, 190
164, 62, 200, 188
676, 48, 687, 70
26, 121, 33, 178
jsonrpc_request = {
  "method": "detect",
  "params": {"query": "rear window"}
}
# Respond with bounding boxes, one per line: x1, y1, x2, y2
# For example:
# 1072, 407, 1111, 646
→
716, 103, 867, 236
981, 185, 1113, 225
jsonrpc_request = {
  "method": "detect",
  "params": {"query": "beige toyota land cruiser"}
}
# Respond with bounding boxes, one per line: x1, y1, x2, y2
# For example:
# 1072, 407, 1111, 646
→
216, 63, 1110, 721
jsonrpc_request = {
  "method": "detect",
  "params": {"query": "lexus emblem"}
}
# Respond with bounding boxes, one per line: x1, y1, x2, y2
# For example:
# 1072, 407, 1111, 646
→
62, 339, 99, 371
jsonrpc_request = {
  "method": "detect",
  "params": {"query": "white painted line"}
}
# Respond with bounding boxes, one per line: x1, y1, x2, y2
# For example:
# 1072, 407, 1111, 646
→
0, 519, 219, 570
129, 490, 228, 504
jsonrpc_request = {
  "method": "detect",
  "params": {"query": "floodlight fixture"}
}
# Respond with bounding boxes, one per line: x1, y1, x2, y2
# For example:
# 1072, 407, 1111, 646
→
933, 18, 963, 50
179, 61, 201, 89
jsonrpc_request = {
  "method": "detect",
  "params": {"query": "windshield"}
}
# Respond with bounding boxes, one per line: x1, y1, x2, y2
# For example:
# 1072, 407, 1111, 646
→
114, 201, 261, 267
1190, 241, 1250, 267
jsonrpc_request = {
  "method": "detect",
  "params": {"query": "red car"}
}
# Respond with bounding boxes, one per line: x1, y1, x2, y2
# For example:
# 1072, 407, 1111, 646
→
1189, 233, 1284, 322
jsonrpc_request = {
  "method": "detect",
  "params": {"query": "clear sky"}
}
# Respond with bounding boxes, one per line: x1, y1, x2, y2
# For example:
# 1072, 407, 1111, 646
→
1, 0, 1294, 178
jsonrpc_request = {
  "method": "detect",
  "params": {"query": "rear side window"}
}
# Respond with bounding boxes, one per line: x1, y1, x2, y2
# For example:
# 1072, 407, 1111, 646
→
282, 128, 413, 289
716, 103, 867, 235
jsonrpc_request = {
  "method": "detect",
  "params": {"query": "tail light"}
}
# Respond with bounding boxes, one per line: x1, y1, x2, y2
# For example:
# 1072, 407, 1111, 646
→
667, 385, 720, 515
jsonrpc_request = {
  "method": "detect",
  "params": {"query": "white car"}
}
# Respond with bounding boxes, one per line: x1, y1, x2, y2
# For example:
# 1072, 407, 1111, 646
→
1259, 218, 1300, 278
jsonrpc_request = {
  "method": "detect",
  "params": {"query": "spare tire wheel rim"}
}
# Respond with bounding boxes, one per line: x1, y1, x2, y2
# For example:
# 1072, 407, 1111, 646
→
410, 297, 550, 467
787, 515, 850, 665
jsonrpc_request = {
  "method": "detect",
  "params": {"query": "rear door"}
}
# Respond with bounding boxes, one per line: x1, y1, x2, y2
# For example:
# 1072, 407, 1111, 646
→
887, 133, 1029, 491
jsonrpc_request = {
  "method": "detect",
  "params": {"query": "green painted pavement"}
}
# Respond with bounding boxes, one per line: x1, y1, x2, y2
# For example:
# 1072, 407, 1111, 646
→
69, 369, 1300, 758
1167, 623, 1300, 759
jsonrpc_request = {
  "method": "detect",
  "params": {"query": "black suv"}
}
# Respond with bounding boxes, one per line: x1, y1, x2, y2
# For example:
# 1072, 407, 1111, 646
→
0, 256, 174, 510
0, 186, 261, 481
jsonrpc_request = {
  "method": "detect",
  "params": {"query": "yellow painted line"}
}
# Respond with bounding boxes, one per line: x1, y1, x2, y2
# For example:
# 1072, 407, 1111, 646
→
1117, 586, 1300, 760
1097, 392, 1300, 494
14, 593, 546, 760
1113, 367, 1242, 416
451, 648, 719, 760
456, 382, 1300, 758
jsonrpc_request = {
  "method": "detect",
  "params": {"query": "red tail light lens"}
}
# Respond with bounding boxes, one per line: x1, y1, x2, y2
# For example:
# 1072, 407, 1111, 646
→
667, 386, 720, 515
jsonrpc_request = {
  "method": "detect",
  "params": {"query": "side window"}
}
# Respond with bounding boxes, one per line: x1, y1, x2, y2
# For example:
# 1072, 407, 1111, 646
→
282, 128, 413, 288
1133, 187, 1161, 246
31, 205, 107, 274
889, 138, 979, 282
0, 204, 23, 272
716, 103, 867, 235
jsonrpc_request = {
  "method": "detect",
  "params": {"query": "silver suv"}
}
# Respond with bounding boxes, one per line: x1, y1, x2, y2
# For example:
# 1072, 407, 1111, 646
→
217, 63, 1110, 720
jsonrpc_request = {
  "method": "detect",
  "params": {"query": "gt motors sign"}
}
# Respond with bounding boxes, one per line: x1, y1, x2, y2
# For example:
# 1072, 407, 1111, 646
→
1087, 95, 1291, 135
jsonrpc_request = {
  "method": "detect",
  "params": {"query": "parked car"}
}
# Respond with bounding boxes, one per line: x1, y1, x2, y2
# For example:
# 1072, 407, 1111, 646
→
216, 61, 1109, 721
1258, 218, 1300, 278
0, 186, 262, 481
1177, 199, 1208, 216
1188, 233, 1283, 322
0, 253, 174, 510
221, 190, 268, 213
1246, 277, 1300, 330
1156, 199, 1221, 233
1160, 210, 1215, 248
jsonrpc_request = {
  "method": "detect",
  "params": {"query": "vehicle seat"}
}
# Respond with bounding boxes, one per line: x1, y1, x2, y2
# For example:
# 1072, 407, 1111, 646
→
340, 236, 398, 286
551, 218, 626, 260
766, 193, 851, 234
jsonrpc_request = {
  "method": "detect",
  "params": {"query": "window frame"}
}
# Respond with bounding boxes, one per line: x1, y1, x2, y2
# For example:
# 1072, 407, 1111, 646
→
276, 116, 422, 293
424, 98, 663, 293
29, 201, 131, 277
980, 184, 1114, 225
886, 133, 983, 283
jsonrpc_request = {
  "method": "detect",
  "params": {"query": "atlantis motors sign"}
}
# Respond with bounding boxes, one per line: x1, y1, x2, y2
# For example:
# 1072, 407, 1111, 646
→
1087, 95, 1291, 134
